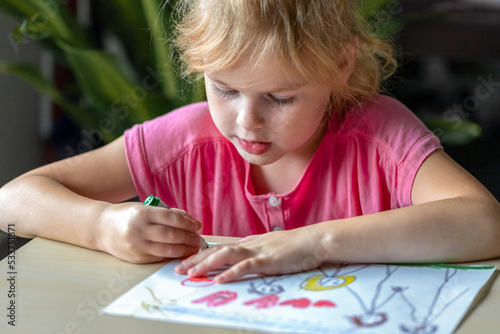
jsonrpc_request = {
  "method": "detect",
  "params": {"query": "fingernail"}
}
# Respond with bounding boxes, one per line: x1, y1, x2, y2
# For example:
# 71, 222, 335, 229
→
215, 273, 226, 283
187, 266, 198, 276
191, 234, 200, 246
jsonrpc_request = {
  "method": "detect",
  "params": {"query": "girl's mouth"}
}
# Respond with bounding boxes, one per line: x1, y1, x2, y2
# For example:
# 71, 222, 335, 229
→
237, 138, 271, 155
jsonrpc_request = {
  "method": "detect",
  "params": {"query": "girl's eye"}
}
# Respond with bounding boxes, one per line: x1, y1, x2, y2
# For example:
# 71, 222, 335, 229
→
269, 94, 296, 106
212, 84, 238, 99
210, 81, 296, 106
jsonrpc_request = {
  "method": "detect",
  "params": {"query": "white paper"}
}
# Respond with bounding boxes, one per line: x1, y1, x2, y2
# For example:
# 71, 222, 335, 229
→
102, 262, 495, 334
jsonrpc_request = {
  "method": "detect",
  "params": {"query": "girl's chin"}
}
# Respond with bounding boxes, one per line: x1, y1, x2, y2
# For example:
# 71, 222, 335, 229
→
237, 149, 277, 166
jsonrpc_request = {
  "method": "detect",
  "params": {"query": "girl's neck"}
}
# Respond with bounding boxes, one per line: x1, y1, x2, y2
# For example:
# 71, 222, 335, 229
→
250, 128, 327, 195
250, 162, 301, 195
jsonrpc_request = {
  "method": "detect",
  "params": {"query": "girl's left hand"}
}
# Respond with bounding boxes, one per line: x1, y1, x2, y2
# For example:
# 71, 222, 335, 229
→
174, 226, 332, 283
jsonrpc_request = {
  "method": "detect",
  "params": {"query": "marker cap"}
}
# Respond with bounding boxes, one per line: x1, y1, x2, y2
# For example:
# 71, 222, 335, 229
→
144, 195, 160, 207
144, 195, 170, 209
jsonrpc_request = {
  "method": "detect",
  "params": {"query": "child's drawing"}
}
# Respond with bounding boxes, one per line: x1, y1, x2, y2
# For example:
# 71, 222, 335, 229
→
301, 263, 368, 291
248, 276, 288, 295
181, 275, 215, 288
243, 294, 280, 309
102, 261, 495, 334
345, 265, 400, 327
192, 290, 238, 307
397, 268, 470, 334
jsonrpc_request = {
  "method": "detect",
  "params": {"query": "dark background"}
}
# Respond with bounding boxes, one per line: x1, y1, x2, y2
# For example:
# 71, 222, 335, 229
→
390, 0, 500, 200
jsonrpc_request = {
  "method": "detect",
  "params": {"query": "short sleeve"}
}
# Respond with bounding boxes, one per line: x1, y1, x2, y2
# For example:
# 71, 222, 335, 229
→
124, 101, 214, 202
340, 95, 443, 209
124, 122, 155, 200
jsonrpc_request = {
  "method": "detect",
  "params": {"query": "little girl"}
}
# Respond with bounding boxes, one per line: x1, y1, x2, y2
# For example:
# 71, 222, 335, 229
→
1, 0, 499, 284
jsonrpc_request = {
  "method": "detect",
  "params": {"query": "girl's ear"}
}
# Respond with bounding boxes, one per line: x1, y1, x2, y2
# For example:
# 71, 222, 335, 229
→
336, 40, 358, 88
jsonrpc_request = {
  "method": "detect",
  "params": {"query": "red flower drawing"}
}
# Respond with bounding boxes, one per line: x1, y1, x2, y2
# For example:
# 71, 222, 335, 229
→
191, 290, 238, 307
243, 294, 280, 309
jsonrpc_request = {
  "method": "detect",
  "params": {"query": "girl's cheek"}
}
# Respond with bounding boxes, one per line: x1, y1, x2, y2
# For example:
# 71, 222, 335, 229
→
269, 113, 291, 133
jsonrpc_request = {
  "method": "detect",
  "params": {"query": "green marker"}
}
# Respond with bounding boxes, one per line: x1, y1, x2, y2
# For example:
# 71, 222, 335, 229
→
143, 195, 170, 209
143, 195, 208, 250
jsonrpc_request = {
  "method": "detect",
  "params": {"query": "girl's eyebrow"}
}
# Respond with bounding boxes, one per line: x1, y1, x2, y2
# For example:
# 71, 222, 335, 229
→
207, 75, 303, 93
206, 76, 232, 87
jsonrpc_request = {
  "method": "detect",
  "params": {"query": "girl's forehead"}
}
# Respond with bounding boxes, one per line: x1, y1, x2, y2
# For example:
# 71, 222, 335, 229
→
206, 57, 306, 91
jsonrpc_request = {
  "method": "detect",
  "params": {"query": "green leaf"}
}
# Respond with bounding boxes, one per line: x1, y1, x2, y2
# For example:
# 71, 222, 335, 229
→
0, 0, 91, 47
373, 19, 404, 38
357, 0, 405, 39
141, 0, 181, 101
0, 0, 205, 143
358, 0, 394, 20
425, 119, 482, 146
0, 0, 39, 20
11, 27, 25, 44
59, 41, 175, 133
94, 0, 154, 78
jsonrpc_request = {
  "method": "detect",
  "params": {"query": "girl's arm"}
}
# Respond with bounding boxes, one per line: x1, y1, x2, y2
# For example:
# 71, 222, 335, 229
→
0, 136, 203, 263
176, 149, 500, 282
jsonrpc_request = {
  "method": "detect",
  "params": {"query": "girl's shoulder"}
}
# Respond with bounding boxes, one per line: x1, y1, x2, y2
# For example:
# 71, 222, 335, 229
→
339, 95, 422, 132
124, 101, 230, 172
332, 94, 441, 163
139, 101, 218, 139
131, 101, 225, 144
337, 95, 433, 139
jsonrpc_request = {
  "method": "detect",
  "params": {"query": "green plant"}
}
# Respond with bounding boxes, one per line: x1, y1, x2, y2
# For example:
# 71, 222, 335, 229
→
0, 0, 205, 143
358, 0, 404, 38
0, 0, 404, 144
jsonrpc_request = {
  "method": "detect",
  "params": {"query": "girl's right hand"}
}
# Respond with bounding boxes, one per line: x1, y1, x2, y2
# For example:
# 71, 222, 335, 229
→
97, 202, 203, 263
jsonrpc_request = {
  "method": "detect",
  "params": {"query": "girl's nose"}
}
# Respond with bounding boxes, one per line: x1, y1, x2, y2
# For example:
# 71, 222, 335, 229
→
236, 100, 265, 131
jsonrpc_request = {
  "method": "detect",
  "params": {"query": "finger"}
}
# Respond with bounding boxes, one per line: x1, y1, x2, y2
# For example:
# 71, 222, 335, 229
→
143, 223, 201, 247
144, 240, 200, 259
175, 244, 222, 274
215, 257, 268, 283
147, 207, 200, 232
173, 209, 204, 230
186, 245, 251, 278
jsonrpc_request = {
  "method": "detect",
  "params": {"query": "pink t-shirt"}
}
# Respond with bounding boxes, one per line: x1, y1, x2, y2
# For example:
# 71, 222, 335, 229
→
124, 95, 442, 237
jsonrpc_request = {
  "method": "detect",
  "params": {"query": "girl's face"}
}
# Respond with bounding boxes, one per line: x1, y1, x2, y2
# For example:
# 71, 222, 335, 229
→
205, 60, 332, 167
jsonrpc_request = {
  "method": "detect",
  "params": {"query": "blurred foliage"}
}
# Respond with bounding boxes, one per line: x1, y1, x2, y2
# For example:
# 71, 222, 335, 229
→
424, 119, 482, 146
358, 0, 405, 38
0, 0, 204, 143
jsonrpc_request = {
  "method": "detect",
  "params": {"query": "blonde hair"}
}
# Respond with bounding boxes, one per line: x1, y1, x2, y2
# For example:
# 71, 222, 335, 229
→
172, 0, 397, 114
